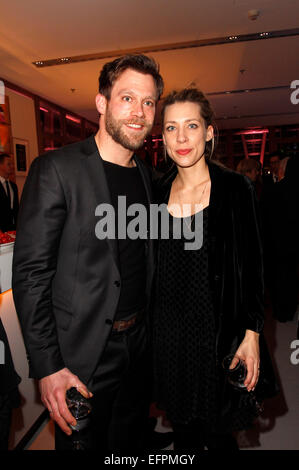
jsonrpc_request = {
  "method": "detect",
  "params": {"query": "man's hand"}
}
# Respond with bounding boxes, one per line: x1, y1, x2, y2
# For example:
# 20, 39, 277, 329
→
234, 330, 260, 392
39, 368, 93, 435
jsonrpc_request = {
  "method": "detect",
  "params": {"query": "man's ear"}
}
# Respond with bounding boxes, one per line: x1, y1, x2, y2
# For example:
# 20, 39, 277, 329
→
95, 93, 107, 115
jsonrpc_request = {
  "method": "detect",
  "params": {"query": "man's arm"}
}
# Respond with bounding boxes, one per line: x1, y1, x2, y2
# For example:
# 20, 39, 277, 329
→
12, 155, 92, 434
13, 155, 67, 377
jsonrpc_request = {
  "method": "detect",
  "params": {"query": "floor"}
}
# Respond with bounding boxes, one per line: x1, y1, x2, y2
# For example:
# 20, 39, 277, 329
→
26, 308, 299, 451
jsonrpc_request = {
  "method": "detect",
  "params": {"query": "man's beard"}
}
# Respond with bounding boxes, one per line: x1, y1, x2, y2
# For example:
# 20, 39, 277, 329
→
105, 106, 153, 151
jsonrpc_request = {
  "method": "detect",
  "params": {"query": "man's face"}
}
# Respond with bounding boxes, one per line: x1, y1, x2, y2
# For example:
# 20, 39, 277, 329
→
0, 157, 13, 179
269, 156, 280, 176
246, 168, 259, 182
103, 69, 157, 151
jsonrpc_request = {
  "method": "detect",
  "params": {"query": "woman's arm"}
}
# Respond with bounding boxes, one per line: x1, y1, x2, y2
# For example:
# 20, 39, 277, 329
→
234, 329, 260, 392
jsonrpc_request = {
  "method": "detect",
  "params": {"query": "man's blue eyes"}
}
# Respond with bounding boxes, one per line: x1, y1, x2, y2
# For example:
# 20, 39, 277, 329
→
122, 97, 154, 106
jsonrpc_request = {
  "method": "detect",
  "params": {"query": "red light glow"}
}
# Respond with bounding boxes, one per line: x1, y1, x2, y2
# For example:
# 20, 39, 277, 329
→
66, 114, 81, 124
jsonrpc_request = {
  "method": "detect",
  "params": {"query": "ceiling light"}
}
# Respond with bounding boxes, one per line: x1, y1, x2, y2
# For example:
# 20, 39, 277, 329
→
248, 9, 260, 21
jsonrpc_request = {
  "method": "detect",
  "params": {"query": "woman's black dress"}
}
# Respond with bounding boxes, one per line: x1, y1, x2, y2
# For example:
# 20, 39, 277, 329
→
153, 207, 219, 430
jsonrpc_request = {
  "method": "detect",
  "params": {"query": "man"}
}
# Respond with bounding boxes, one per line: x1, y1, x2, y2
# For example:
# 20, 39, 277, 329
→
268, 153, 281, 183
236, 158, 262, 199
0, 153, 19, 232
12, 54, 164, 451
0, 319, 21, 450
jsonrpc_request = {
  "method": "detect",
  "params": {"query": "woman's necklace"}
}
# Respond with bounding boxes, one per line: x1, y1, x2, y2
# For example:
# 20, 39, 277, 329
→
177, 181, 208, 231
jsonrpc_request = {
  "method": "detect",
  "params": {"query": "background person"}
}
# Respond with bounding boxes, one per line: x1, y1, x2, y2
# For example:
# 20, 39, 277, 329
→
236, 157, 260, 183
0, 319, 21, 450
236, 157, 262, 199
265, 156, 299, 322
277, 157, 290, 182
0, 153, 19, 233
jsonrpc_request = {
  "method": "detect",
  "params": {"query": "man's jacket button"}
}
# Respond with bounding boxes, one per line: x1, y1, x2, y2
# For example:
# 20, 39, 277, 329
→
114, 280, 120, 287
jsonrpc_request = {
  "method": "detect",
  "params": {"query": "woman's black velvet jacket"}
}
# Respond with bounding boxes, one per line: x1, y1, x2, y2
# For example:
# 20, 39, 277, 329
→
155, 160, 264, 360
154, 160, 279, 409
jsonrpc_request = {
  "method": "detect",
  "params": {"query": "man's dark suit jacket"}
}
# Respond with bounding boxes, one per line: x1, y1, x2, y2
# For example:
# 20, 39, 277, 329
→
0, 180, 19, 232
12, 136, 155, 384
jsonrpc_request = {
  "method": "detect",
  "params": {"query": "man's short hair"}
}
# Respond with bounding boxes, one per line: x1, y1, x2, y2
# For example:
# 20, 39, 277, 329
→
0, 153, 11, 164
98, 54, 164, 101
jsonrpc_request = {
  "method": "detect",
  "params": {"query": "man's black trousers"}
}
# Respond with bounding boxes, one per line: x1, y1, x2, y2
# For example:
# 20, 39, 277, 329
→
55, 320, 151, 451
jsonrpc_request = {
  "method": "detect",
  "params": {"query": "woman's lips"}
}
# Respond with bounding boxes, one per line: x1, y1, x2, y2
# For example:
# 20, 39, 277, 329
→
176, 149, 192, 155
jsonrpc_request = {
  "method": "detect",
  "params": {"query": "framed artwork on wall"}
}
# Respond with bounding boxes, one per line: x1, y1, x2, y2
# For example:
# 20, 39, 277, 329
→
0, 123, 11, 154
0, 96, 12, 154
13, 137, 29, 176
0, 95, 11, 125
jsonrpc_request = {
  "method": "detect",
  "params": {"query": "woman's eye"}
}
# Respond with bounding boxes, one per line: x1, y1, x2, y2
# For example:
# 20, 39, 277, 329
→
166, 125, 175, 132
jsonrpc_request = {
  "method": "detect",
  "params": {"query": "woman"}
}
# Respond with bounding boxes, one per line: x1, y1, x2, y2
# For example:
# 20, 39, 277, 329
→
153, 88, 276, 450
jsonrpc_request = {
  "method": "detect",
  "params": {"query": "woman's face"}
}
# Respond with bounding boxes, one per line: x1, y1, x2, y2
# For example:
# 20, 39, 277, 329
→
163, 101, 213, 169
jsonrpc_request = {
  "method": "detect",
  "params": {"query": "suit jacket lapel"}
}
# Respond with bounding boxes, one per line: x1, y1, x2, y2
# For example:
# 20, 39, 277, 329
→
81, 136, 120, 272
133, 156, 155, 298
133, 156, 152, 205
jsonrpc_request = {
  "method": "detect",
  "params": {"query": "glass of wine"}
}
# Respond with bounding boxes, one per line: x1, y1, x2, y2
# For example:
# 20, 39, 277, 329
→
66, 387, 93, 450
222, 354, 247, 389
66, 387, 92, 430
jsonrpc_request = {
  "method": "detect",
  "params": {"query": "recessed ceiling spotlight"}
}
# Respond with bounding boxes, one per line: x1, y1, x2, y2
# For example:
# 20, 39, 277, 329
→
248, 9, 260, 21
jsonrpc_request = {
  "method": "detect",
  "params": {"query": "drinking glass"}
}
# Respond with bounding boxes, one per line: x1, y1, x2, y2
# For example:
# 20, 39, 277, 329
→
222, 354, 247, 389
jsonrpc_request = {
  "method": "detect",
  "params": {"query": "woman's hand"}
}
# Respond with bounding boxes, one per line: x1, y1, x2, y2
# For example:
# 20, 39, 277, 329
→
234, 330, 260, 392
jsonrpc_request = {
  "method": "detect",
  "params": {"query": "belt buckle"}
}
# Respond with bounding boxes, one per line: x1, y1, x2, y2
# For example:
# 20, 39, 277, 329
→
116, 320, 126, 332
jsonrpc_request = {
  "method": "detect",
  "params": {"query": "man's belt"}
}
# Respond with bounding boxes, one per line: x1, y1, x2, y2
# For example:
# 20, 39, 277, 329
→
112, 310, 144, 332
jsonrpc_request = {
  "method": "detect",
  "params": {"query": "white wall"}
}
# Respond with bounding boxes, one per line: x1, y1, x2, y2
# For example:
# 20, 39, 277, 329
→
6, 88, 39, 197
0, 289, 45, 449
